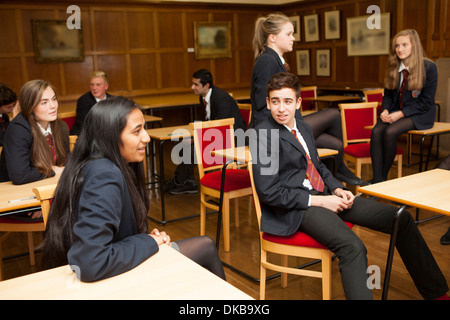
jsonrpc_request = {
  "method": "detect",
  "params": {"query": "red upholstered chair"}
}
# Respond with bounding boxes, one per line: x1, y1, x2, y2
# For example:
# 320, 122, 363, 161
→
248, 160, 353, 300
300, 86, 318, 113
60, 111, 77, 131
363, 89, 384, 116
339, 102, 403, 179
190, 118, 252, 252
238, 103, 252, 130
0, 184, 55, 281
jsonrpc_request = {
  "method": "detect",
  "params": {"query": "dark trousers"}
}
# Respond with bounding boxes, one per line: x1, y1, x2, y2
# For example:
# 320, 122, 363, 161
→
298, 196, 448, 300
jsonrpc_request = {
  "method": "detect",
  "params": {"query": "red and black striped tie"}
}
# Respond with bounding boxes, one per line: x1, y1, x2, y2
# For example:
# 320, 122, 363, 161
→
291, 129, 324, 192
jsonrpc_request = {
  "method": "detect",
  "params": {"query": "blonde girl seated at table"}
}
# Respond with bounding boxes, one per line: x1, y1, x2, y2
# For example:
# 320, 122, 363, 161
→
41, 96, 225, 282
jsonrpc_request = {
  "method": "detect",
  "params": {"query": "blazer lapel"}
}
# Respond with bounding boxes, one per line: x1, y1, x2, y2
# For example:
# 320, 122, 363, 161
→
271, 117, 307, 158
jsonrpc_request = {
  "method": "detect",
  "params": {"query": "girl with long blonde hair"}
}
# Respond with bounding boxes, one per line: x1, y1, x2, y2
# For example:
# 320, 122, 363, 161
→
371, 29, 437, 182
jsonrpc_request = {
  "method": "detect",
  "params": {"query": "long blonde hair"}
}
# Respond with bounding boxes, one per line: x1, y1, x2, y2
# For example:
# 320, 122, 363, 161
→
19, 80, 67, 177
252, 13, 290, 61
384, 29, 429, 91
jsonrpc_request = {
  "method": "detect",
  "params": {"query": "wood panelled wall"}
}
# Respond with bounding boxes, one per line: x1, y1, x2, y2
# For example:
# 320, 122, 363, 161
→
282, 0, 450, 89
0, 0, 449, 103
0, 2, 267, 103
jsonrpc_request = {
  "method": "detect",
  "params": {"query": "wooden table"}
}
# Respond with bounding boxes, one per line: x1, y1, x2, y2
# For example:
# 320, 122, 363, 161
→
0, 175, 60, 216
358, 169, 450, 299
406, 122, 450, 171
303, 95, 361, 108
0, 244, 252, 300
146, 125, 193, 225
135, 89, 250, 122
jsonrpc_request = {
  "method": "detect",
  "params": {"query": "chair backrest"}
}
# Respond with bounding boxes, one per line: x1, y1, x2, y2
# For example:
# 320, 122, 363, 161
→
238, 103, 252, 129
338, 102, 378, 147
32, 184, 57, 227
190, 118, 236, 179
247, 160, 263, 235
69, 135, 78, 152
363, 89, 384, 115
300, 86, 317, 112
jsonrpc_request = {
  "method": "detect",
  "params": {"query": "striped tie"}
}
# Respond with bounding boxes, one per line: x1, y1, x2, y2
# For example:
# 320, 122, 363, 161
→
291, 129, 324, 192
399, 69, 408, 109
45, 132, 57, 164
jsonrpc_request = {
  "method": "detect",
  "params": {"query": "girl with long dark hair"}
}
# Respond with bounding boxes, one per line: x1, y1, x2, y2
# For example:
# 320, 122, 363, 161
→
41, 96, 225, 282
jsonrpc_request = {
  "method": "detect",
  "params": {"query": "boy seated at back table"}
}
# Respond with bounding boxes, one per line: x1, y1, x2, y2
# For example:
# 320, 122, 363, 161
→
250, 71, 449, 300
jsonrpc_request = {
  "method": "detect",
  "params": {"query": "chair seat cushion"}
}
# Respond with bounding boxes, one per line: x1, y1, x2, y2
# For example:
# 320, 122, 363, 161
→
200, 169, 251, 192
345, 143, 403, 158
263, 222, 354, 249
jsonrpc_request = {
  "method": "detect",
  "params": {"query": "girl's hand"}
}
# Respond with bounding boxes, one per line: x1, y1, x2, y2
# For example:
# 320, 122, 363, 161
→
149, 228, 171, 246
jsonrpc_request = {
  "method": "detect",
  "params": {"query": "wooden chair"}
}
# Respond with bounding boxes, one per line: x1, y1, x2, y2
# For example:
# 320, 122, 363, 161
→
363, 89, 384, 115
237, 103, 251, 129
248, 160, 353, 300
32, 184, 57, 227
69, 135, 78, 152
190, 118, 252, 252
339, 102, 403, 179
300, 86, 318, 112
0, 184, 56, 281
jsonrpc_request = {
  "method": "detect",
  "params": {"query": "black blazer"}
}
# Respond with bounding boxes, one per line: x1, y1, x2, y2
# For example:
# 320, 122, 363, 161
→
202, 85, 246, 132
70, 92, 113, 135
251, 116, 344, 236
382, 59, 437, 130
0, 113, 69, 184
250, 46, 287, 128
67, 158, 159, 282
0, 113, 9, 146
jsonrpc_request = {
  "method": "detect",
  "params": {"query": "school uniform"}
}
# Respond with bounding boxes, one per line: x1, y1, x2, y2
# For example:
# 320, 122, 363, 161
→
0, 113, 69, 184
251, 115, 448, 299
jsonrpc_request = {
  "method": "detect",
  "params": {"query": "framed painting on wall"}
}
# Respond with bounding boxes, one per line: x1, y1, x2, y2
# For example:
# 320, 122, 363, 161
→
316, 49, 330, 76
32, 20, 84, 63
296, 50, 310, 76
194, 21, 232, 59
325, 10, 340, 39
304, 14, 319, 42
289, 16, 301, 41
346, 13, 390, 56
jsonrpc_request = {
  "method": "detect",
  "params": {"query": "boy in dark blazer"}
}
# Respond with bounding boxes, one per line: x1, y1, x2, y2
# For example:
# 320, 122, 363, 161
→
70, 71, 113, 135
168, 69, 246, 194
251, 72, 449, 300
0, 84, 18, 146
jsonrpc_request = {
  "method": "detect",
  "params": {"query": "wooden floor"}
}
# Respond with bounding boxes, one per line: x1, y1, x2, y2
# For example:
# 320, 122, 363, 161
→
1, 138, 449, 300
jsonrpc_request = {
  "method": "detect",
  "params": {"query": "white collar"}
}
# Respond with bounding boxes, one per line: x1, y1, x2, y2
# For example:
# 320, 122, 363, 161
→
37, 122, 52, 135
398, 62, 409, 73
203, 87, 212, 103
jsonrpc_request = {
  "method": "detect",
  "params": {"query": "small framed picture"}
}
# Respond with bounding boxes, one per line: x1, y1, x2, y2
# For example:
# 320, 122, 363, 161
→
325, 10, 340, 40
296, 50, 310, 76
289, 16, 300, 41
316, 49, 330, 77
304, 14, 319, 42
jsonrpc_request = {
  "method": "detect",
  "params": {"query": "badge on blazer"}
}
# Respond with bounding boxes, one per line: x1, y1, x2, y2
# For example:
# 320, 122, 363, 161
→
412, 89, 421, 98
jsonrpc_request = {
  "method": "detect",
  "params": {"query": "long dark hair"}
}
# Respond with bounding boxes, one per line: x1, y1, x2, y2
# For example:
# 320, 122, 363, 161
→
19, 80, 68, 175
41, 96, 149, 269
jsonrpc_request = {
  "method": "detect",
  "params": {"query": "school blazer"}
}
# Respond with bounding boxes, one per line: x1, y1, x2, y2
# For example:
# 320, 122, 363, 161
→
382, 59, 438, 130
67, 158, 159, 282
251, 116, 345, 236
201, 85, 246, 132
0, 113, 69, 184
70, 92, 113, 135
250, 46, 287, 128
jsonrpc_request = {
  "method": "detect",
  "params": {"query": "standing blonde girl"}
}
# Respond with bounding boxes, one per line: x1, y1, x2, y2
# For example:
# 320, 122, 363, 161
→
250, 13, 365, 186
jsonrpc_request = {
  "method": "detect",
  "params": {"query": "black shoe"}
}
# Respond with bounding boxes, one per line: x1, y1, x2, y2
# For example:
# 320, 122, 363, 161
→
335, 172, 369, 186
163, 177, 180, 192
169, 180, 198, 194
440, 227, 450, 245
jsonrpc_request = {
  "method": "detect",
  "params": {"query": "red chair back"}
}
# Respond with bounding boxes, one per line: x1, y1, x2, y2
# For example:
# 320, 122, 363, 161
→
195, 125, 233, 170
